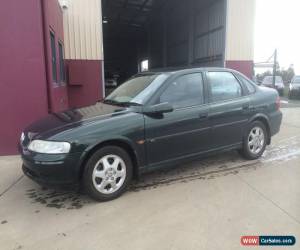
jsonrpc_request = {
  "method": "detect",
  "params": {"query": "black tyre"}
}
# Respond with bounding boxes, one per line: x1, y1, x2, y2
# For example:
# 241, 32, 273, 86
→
83, 146, 133, 201
240, 121, 267, 160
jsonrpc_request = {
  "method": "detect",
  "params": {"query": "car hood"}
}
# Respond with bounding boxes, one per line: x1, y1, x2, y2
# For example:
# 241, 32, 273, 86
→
23, 102, 132, 140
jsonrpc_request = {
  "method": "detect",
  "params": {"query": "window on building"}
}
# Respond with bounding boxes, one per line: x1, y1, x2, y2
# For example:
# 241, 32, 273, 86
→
159, 73, 204, 108
58, 41, 66, 83
50, 32, 57, 82
207, 72, 242, 102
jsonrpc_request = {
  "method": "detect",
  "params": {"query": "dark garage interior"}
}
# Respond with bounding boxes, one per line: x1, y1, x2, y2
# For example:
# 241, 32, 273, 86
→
101, 0, 226, 90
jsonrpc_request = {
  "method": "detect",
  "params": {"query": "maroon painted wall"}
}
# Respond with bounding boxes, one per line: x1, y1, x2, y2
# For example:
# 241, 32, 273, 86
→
42, 0, 69, 113
226, 60, 254, 79
66, 60, 103, 108
0, 0, 49, 155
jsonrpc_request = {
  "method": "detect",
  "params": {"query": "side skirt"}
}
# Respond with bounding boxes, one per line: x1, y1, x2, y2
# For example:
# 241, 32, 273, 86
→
139, 143, 243, 175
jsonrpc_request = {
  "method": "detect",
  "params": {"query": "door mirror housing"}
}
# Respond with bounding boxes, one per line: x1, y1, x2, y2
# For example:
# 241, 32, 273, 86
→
143, 102, 173, 115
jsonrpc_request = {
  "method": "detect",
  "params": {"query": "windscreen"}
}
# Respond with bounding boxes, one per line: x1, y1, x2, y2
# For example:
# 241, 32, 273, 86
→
105, 73, 169, 105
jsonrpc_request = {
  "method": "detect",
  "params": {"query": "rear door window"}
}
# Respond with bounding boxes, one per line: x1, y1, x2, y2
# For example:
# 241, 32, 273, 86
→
207, 72, 243, 102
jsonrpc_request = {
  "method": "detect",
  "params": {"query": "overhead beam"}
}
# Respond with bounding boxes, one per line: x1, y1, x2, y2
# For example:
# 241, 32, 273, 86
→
127, 0, 151, 25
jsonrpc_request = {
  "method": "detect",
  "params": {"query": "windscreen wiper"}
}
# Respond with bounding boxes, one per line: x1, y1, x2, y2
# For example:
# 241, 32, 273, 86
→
117, 101, 142, 107
103, 99, 141, 107
103, 99, 120, 105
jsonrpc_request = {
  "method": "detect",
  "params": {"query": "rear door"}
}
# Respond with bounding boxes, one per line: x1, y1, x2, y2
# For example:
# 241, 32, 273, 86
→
206, 71, 251, 148
144, 72, 211, 166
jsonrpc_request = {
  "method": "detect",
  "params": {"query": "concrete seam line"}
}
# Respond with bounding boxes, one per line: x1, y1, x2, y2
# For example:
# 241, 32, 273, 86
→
0, 175, 24, 198
236, 174, 300, 225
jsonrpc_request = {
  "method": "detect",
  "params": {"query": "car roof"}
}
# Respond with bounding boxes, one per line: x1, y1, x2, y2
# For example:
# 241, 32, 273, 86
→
138, 67, 241, 76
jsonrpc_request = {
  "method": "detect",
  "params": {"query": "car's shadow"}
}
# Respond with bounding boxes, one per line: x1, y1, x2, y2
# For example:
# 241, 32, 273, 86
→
26, 150, 258, 209
26, 187, 90, 210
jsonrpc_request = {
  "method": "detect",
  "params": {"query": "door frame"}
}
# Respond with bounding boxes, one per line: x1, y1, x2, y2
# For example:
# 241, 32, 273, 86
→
144, 71, 211, 166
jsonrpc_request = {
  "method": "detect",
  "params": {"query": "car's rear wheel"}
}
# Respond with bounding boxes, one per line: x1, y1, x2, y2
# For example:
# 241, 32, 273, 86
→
240, 121, 267, 160
83, 146, 132, 201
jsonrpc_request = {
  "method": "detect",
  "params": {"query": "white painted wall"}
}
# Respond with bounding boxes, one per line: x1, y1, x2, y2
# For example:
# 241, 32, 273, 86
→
60, 0, 103, 60
225, 0, 256, 61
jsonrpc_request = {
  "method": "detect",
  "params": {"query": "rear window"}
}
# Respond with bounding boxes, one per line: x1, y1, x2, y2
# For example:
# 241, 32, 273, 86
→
237, 74, 256, 94
292, 76, 300, 83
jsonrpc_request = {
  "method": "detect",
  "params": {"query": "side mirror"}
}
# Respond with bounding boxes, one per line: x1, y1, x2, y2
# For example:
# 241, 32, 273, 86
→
143, 102, 173, 115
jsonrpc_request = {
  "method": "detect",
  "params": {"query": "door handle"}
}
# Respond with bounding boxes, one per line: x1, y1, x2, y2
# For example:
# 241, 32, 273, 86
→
199, 113, 208, 119
242, 104, 250, 110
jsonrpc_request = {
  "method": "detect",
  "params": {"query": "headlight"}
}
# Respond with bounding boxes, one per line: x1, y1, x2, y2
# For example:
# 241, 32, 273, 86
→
28, 140, 71, 154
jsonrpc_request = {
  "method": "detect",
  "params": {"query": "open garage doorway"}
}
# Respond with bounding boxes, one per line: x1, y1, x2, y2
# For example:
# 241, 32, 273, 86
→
102, 0, 226, 95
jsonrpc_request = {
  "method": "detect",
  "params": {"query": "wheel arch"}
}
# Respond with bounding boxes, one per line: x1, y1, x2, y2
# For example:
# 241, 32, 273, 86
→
78, 139, 140, 181
249, 114, 271, 145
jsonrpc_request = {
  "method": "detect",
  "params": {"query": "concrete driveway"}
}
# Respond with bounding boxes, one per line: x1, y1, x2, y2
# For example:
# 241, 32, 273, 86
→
0, 107, 300, 250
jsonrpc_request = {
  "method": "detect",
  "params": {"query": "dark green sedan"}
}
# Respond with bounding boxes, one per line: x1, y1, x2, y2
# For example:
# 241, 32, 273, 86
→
20, 68, 282, 201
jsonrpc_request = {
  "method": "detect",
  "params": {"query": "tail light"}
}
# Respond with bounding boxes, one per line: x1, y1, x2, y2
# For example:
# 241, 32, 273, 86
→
276, 96, 281, 110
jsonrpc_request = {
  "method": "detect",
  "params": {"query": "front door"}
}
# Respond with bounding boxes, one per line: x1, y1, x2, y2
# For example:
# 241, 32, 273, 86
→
206, 71, 251, 148
144, 73, 211, 166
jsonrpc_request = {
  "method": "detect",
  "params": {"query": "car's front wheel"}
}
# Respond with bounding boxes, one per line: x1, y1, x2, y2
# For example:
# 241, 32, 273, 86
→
240, 121, 267, 160
83, 146, 132, 201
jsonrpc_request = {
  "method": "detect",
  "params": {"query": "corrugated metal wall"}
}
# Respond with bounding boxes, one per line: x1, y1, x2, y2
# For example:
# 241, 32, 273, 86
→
61, 0, 103, 60
225, 0, 256, 61
149, 0, 226, 69
148, 18, 164, 69
166, 0, 189, 66
194, 0, 225, 66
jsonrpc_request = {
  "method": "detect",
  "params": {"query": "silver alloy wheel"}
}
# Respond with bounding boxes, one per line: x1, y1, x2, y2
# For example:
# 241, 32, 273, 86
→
92, 154, 126, 194
248, 126, 265, 154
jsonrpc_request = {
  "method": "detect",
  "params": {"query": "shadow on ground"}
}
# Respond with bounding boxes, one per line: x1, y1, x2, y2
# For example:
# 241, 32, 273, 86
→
24, 151, 258, 209
25, 134, 300, 209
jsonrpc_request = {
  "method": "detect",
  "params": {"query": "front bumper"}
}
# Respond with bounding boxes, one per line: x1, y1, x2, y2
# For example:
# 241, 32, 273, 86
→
21, 150, 83, 186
